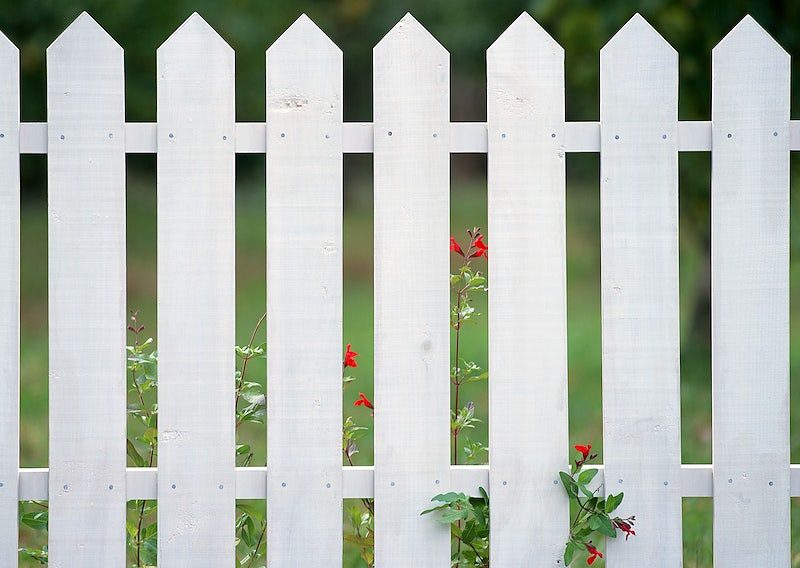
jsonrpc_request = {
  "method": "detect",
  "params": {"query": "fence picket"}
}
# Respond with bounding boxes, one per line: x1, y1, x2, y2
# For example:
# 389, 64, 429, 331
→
486, 13, 569, 566
156, 14, 236, 564
265, 15, 344, 565
599, 14, 682, 566
0, 30, 18, 568
373, 14, 451, 566
711, 16, 791, 566
46, 12, 127, 564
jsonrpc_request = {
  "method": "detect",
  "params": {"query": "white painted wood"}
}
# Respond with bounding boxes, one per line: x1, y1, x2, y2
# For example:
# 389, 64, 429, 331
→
14, 464, 800, 501
711, 16, 791, 566
0, 30, 18, 568
265, 14, 343, 565
486, 13, 568, 566
599, 14, 682, 566
14, 120, 800, 154
46, 12, 126, 565
156, 13, 236, 565
373, 14, 451, 567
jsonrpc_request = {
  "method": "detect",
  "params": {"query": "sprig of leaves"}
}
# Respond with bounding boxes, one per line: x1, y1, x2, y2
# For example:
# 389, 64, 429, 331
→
421, 489, 490, 567
560, 445, 637, 566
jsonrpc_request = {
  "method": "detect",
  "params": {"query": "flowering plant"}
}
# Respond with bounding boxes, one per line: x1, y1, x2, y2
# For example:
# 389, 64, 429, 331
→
421, 228, 490, 567
560, 444, 637, 565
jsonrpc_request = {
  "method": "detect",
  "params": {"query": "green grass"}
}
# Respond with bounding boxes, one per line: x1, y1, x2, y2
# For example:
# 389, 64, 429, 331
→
16, 170, 800, 566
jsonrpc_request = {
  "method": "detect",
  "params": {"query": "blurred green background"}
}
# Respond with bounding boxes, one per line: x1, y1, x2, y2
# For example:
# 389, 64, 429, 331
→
2, 0, 800, 566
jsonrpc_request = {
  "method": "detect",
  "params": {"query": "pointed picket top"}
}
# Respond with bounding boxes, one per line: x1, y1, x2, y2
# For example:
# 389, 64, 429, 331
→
268, 13, 340, 56
0, 29, 18, 56
374, 13, 447, 57
601, 13, 675, 58
713, 14, 788, 61
158, 12, 232, 56
47, 12, 121, 56
488, 12, 562, 56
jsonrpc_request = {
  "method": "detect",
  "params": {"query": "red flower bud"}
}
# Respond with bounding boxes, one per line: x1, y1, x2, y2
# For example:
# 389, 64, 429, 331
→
574, 444, 592, 460
614, 518, 636, 540
585, 543, 603, 565
469, 235, 488, 258
450, 236, 464, 256
343, 344, 359, 368
353, 392, 373, 410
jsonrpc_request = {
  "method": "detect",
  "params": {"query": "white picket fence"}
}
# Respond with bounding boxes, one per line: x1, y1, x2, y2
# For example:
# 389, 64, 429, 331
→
0, 9, 798, 567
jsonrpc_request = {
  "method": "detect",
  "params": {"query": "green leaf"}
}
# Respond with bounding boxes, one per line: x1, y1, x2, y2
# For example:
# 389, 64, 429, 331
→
127, 439, 146, 467
596, 513, 617, 537
605, 492, 624, 514
564, 541, 577, 566
19, 511, 48, 530
559, 471, 578, 499
578, 468, 598, 485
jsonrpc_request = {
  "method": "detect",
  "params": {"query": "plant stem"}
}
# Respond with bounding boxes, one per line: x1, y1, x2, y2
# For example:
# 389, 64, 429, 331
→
244, 521, 267, 568
453, 285, 463, 466
235, 312, 267, 427
135, 445, 156, 567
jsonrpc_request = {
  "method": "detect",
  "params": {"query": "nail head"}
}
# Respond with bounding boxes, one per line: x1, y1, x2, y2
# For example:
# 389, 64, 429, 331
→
614, 134, 620, 140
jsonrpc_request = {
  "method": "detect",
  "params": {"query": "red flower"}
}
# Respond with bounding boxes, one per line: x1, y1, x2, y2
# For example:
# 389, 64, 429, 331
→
354, 392, 373, 410
344, 344, 359, 368
450, 236, 464, 256
469, 235, 488, 258
614, 518, 636, 540
574, 444, 592, 460
585, 543, 603, 565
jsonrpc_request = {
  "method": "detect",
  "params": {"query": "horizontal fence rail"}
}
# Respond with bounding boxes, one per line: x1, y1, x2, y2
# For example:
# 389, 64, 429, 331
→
10, 120, 800, 153
13, 465, 800, 500
1, 8, 798, 568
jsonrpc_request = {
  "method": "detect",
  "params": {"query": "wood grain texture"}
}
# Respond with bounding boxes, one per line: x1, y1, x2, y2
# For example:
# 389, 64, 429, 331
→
156, 13, 236, 565
265, 14, 344, 565
0, 30, 18, 568
46, 12, 127, 565
373, 14, 451, 567
599, 14, 682, 566
486, 13, 569, 566
711, 16, 790, 566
